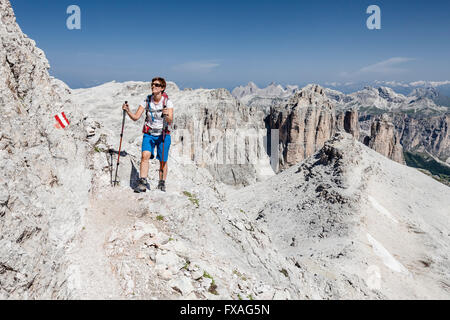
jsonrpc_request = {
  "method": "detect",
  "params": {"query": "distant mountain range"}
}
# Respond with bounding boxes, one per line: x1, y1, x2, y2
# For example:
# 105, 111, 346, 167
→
408, 87, 450, 108
324, 80, 450, 97
325, 86, 448, 115
232, 81, 298, 99
232, 81, 450, 113
232, 81, 450, 174
233, 80, 450, 95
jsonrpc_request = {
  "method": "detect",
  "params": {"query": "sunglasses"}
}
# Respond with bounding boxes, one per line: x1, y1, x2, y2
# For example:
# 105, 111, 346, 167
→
151, 83, 163, 88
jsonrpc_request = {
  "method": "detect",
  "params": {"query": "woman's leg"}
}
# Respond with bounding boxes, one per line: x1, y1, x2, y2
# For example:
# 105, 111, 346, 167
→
159, 161, 168, 180
157, 134, 171, 180
141, 134, 156, 179
140, 151, 151, 178
157, 135, 171, 191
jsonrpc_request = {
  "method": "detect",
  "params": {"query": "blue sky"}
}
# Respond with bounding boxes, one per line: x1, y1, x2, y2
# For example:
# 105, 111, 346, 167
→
10, 0, 450, 89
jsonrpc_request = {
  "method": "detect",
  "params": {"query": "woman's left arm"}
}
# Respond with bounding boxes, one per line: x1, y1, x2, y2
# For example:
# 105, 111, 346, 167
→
164, 99, 174, 124
162, 107, 173, 124
167, 108, 174, 124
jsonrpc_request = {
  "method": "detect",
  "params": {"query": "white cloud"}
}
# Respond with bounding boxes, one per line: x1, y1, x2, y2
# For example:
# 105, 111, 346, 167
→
172, 60, 220, 73
341, 57, 415, 78
359, 57, 415, 74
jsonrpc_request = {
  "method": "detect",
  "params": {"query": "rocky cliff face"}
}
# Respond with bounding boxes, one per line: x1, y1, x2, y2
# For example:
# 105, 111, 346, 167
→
328, 87, 450, 163
392, 113, 450, 162
170, 87, 274, 186
267, 85, 336, 170
237, 81, 449, 166
0, 0, 91, 299
234, 83, 442, 167
363, 116, 405, 164
358, 112, 450, 164
336, 109, 360, 141
233, 82, 449, 164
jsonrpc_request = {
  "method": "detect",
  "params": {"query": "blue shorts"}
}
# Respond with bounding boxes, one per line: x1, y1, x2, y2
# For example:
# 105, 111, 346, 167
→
142, 134, 171, 162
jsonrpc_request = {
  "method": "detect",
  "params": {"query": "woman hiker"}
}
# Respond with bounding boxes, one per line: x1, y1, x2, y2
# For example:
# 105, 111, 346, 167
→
122, 77, 174, 192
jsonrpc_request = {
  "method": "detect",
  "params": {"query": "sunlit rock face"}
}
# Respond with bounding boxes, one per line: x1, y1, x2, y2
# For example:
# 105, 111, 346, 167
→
268, 85, 336, 170
0, 0, 91, 299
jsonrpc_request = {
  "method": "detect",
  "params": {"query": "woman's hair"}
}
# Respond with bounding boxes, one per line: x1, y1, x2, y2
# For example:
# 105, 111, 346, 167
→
152, 77, 167, 92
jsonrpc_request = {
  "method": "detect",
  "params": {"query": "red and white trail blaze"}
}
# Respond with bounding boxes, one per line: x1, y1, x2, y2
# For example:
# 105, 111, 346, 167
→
54, 112, 70, 129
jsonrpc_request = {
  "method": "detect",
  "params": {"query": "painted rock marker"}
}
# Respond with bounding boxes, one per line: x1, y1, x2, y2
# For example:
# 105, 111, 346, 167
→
54, 112, 70, 129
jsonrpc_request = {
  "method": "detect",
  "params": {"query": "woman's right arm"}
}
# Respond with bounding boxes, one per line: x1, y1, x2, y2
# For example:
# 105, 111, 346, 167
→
122, 103, 145, 121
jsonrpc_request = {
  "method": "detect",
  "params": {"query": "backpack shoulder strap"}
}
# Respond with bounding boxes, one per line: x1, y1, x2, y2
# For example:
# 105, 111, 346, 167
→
162, 93, 169, 108
146, 94, 154, 121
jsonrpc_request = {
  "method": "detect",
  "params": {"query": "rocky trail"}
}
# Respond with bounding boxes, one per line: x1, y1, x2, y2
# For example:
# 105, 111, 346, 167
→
67, 189, 132, 299
64, 143, 262, 299
62, 131, 450, 300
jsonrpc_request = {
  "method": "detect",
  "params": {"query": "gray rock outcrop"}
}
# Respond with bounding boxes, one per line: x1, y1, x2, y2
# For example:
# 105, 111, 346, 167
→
363, 116, 405, 164
267, 84, 336, 170
337, 109, 360, 140
0, 0, 91, 299
171, 88, 274, 186
393, 113, 450, 162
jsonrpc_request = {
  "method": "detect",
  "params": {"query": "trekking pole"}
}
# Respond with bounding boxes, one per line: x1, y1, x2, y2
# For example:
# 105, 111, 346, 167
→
114, 101, 127, 187
109, 149, 113, 186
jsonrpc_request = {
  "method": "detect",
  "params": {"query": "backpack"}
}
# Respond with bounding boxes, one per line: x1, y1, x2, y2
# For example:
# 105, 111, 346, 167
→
142, 93, 171, 135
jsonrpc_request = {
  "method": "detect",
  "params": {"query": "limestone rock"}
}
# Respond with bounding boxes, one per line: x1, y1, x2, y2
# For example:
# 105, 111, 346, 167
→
129, 222, 158, 242
273, 289, 292, 300
0, 183, 9, 206
155, 251, 185, 274
268, 84, 336, 170
364, 116, 405, 164
337, 109, 360, 140
0, 0, 91, 299
392, 113, 450, 161
192, 269, 204, 280
168, 276, 194, 296
234, 82, 450, 164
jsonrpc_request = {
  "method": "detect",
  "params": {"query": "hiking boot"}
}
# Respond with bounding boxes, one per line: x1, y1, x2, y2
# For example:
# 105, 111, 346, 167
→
157, 180, 166, 192
136, 178, 148, 193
